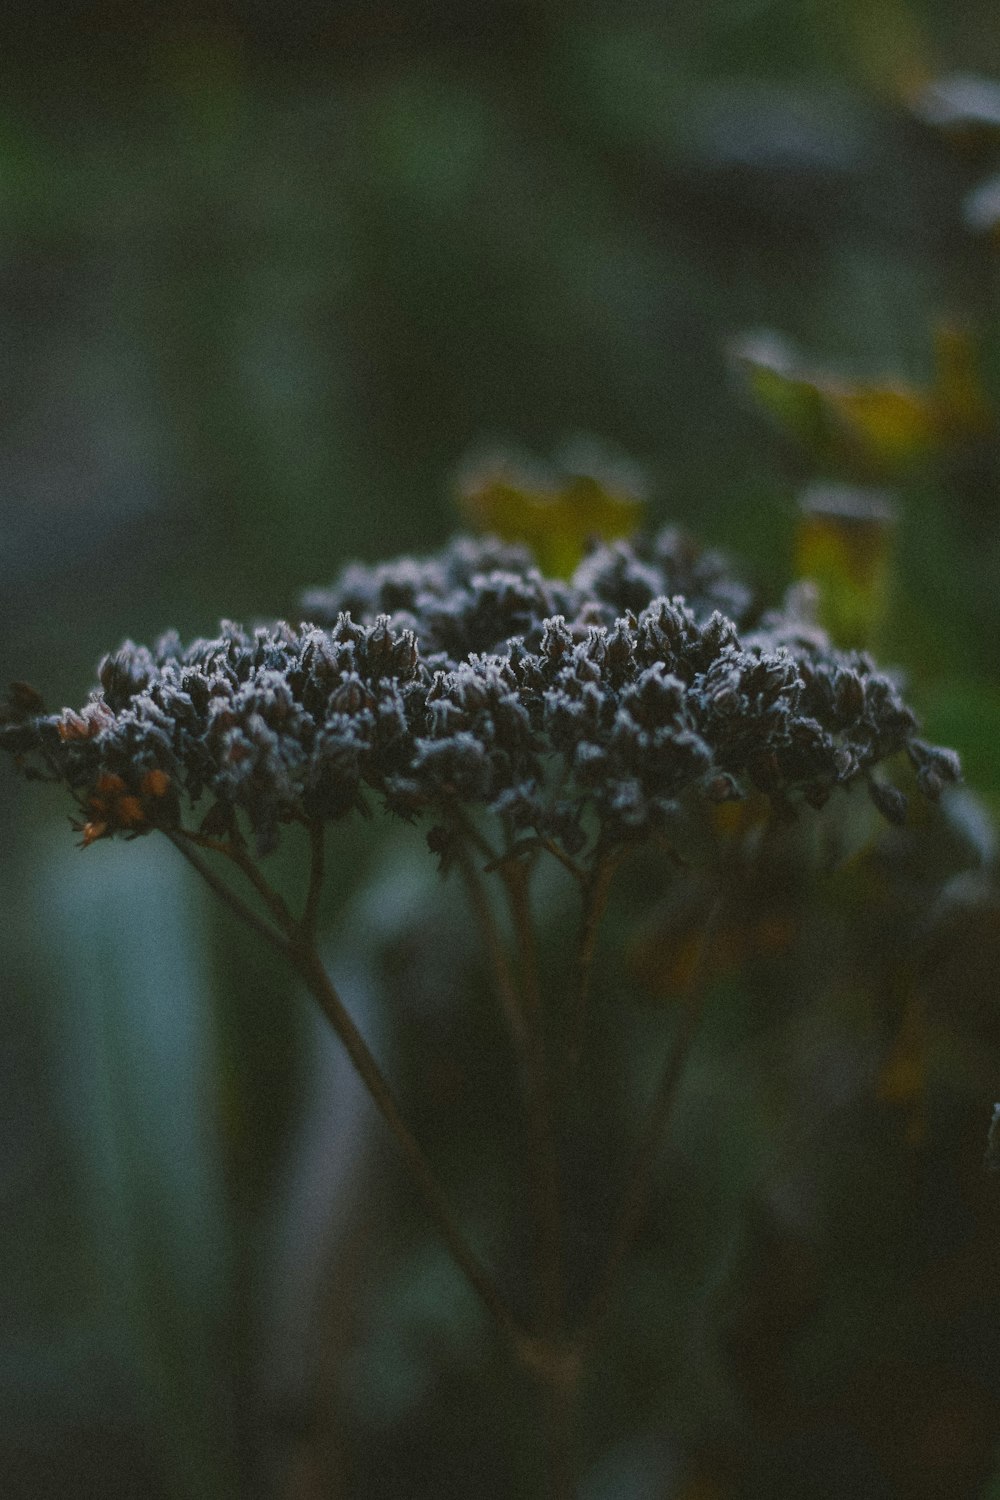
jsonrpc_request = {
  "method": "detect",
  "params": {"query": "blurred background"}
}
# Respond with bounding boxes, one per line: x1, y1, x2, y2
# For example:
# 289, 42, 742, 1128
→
4, 2, 1000, 1496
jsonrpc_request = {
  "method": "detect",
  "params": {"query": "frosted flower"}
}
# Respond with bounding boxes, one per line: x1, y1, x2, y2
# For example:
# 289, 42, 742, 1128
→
1, 530, 959, 857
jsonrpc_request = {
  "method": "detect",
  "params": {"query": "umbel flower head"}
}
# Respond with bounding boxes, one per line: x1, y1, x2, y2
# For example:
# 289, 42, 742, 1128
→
0, 529, 959, 859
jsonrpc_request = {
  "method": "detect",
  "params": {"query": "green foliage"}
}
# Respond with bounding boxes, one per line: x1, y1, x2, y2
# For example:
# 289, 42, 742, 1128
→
4, 4, 1000, 1498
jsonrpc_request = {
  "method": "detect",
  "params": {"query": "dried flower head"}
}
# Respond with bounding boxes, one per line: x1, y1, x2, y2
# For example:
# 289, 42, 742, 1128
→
1, 529, 959, 860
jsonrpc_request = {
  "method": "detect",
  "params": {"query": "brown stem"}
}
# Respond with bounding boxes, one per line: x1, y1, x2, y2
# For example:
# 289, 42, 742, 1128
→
166, 832, 292, 956
498, 858, 566, 1359
168, 825, 525, 1354
528, 1342, 582, 1500
291, 942, 525, 1349
302, 819, 326, 940
458, 838, 579, 1495
451, 807, 500, 868
455, 844, 531, 1061
538, 837, 586, 885
178, 828, 296, 935
579, 895, 725, 1350
569, 851, 619, 1069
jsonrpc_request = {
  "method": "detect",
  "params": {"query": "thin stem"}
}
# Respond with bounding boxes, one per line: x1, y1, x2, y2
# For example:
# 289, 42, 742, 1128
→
499, 859, 565, 1344
302, 819, 326, 940
221, 842, 298, 935
538, 837, 586, 886
169, 822, 525, 1354
533, 1349, 581, 1500
179, 828, 296, 935
166, 831, 291, 956
579, 895, 725, 1350
451, 805, 501, 867
569, 850, 619, 1069
458, 839, 579, 1495
291, 943, 525, 1351
503, 857, 543, 1020
501, 855, 578, 1499
455, 843, 530, 1060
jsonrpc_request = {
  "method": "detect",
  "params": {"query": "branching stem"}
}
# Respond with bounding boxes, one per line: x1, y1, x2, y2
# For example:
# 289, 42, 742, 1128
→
538, 837, 586, 885
496, 854, 575, 1495
290, 942, 524, 1350
569, 850, 620, 1068
166, 832, 292, 955
170, 813, 724, 1500
302, 819, 326, 941
166, 825, 526, 1356
455, 829, 579, 1494
500, 858, 563, 1330
178, 828, 296, 935
454, 844, 530, 1061
578, 895, 725, 1351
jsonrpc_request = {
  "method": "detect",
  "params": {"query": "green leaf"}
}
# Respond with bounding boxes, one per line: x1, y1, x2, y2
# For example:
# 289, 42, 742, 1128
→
43, 835, 238, 1500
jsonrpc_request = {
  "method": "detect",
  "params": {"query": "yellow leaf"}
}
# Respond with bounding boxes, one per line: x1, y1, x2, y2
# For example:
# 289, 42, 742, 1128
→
795, 483, 896, 649
732, 330, 937, 477
457, 446, 644, 577
827, 383, 937, 467
729, 331, 829, 451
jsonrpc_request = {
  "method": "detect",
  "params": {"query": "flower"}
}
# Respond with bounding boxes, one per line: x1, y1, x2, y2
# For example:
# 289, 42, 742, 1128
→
1, 529, 959, 857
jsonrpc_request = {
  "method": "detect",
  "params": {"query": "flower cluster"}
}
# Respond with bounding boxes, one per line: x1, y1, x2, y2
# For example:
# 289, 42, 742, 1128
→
1, 530, 959, 858
301, 529, 756, 666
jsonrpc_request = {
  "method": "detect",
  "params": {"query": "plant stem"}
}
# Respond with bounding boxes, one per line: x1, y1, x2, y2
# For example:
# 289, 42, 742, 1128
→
538, 837, 586, 885
495, 854, 579, 1498
569, 850, 619, 1069
455, 832, 584, 1494
166, 832, 292, 955
456, 859, 581, 1485
177, 828, 296, 935
302, 819, 326, 941
290, 943, 525, 1349
455, 844, 533, 1059
523, 1341, 582, 1500
499, 858, 565, 1339
579, 895, 724, 1351
167, 826, 526, 1355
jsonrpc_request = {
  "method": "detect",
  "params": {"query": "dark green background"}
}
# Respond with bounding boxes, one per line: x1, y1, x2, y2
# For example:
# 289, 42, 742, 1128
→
3, 4, 1000, 1497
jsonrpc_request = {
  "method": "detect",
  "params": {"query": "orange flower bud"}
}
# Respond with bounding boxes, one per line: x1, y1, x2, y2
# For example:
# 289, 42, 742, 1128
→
57, 711, 90, 741
115, 796, 146, 828
95, 773, 127, 797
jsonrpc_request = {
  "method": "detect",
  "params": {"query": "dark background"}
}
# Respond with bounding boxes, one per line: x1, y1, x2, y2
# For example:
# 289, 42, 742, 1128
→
3, 3, 1000, 1497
